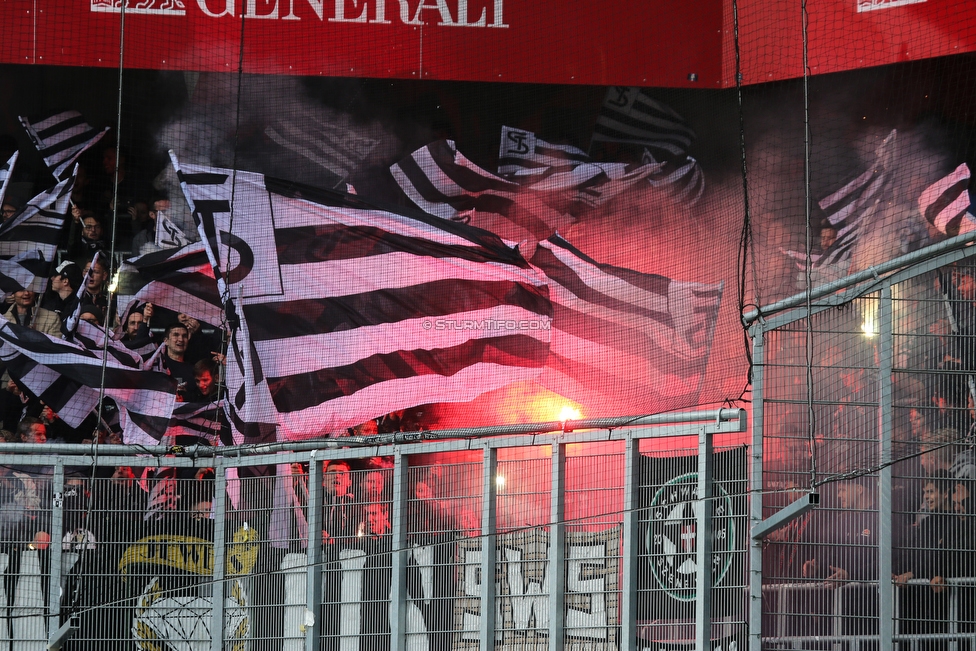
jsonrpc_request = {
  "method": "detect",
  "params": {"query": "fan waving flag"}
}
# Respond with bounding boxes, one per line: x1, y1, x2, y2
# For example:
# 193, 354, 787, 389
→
818, 130, 897, 246
0, 322, 177, 444
175, 156, 551, 442
530, 235, 722, 416
919, 163, 976, 238
117, 241, 223, 328
19, 111, 109, 181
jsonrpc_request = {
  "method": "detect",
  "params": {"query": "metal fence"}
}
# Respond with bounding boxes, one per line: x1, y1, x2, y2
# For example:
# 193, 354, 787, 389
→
0, 409, 746, 651
749, 238, 976, 650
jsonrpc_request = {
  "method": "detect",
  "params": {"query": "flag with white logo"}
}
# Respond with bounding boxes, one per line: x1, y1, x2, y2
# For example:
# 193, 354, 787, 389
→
175, 156, 551, 442
154, 211, 193, 249
529, 235, 722, 416
19, 111, 109, 181
497, 126, 666, 210
638, 447, 746, 633
918, 163, 976, 238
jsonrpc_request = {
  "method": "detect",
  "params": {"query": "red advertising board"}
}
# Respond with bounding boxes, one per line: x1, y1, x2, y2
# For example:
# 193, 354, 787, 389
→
1, 0, 975, 86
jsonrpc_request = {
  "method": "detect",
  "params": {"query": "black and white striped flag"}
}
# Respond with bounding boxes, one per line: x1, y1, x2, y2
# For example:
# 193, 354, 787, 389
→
392, 139, 573, 243
498, 126, 593, 180
0, 151, 18, 207
0, 250, 52, 295
592, 87, 696, 160
19, 111, 109, 181
818, 129, 897, 257
175, 157, 551, 442
391, 139, 522, 219
529, 235, 722, 416
0, 171, 74, 262
918, 163, 976, 238
165, 400, 226, 446
0, 347, 100, 428
497, 126, 665, 209
641, 149, 705, 205
265, 114, 379, 186
0, 322, 177, 444
117, 241, 224, 328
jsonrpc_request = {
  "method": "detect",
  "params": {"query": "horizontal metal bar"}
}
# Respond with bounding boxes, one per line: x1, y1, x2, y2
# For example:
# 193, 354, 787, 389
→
743, 230, 976, 326
0, 409, 744, 463
757, 243, 976, 331
751, 492, 819, 540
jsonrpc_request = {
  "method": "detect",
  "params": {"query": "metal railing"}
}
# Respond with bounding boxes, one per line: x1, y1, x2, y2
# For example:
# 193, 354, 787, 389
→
0, 408, 747, 651
749, 237, 976, 651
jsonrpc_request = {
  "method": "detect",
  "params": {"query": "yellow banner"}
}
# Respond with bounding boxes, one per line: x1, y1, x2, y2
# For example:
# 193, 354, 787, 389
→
120, 527, 258, 576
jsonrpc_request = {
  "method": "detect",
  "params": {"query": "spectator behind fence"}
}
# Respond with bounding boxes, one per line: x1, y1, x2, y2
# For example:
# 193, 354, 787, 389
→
894, 472, 955, 650
322, 459, 356, 549
918, 427, 976, 523
930, 478, 976, 650
17, 417, 46, 444
360, 501, 392, 651
800, 477, 879, 638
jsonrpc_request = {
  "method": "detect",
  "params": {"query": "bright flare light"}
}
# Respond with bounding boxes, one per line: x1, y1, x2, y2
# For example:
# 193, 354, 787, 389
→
558, 405, 582, 422
107, 270, 120, 294
495, 475, 506, 489
861, 311, 877, 338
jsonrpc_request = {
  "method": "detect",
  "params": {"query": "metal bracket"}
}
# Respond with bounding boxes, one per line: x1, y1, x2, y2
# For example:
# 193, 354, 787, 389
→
751, 492, 819, 540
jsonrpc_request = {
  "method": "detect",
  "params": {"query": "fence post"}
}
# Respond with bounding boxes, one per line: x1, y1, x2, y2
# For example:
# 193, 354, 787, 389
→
479, 444, 497, 648
878, 285, 895, 649
748, 325, 765, 651
549, 442, 566, 651
47, 459, 65, 646
305, 451, 323, 651
621, 435, 641, 651
696, 425, 714, 651
390, 450, 409, 651
211, 459, 227, 651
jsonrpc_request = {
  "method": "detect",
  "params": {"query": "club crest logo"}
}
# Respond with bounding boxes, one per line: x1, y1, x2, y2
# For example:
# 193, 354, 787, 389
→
646, 471, 736, 601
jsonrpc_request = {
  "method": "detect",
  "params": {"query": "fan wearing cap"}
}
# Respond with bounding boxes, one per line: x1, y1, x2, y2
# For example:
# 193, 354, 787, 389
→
40, 261, 83, 322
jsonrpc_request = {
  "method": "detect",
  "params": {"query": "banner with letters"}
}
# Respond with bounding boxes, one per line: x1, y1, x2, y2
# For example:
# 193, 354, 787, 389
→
279, 527, 620, 651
